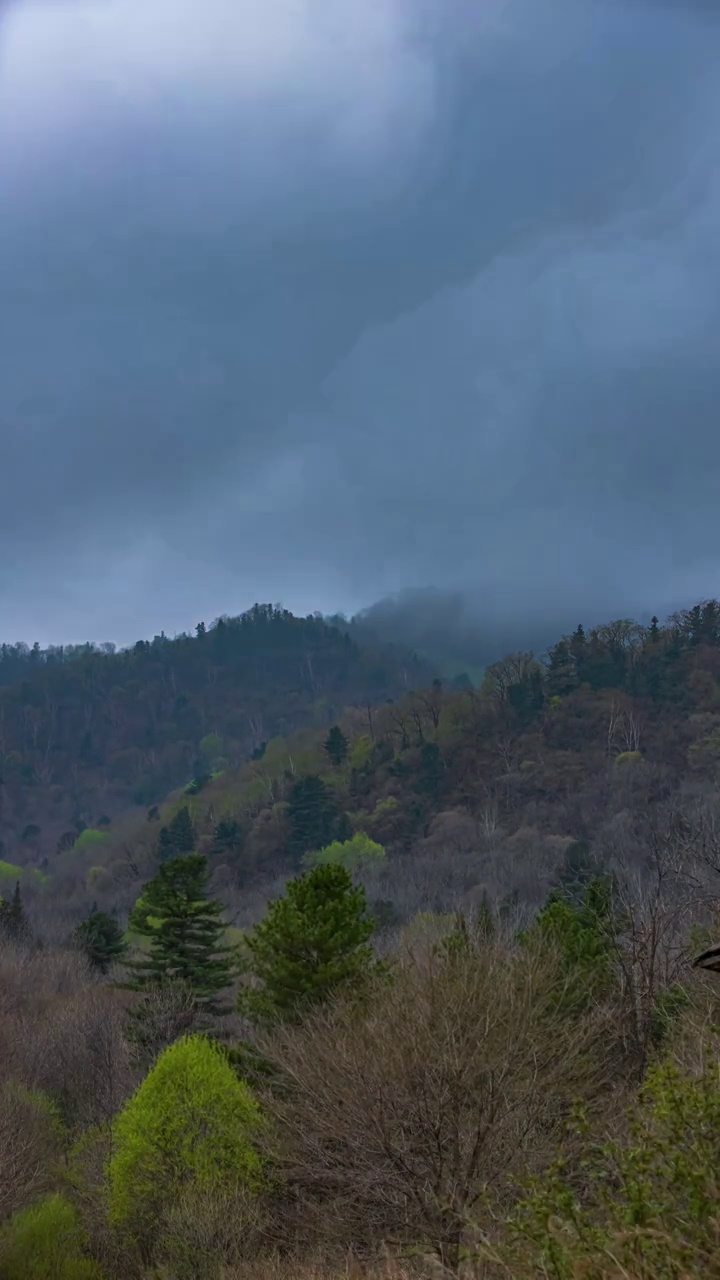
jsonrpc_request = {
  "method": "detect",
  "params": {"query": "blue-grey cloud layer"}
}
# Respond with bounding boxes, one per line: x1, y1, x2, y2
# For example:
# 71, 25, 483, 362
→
1, 0, 719, 644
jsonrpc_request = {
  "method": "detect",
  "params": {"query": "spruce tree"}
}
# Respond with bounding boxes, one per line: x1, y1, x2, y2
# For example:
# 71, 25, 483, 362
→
0, 882, 29, 942
156, 806, 196, 862
324, 725, 349, 767
286, 775, 337, 864
122, 855, 234, 1016
238, 862, 380, 1023
73, 904, 127, 973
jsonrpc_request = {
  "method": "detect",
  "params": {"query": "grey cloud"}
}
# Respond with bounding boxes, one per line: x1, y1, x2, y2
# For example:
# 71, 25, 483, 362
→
1, 0, 719, 645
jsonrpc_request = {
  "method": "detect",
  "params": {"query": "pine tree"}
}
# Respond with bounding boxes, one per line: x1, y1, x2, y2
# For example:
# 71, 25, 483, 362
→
212, 817, 244, 855
73, 904, 128, 973
287, 775, 337, 865
156, 806, 196, 862
324, 725, 349, 767
122, 855, 234, 1016
0, 882, 29, 943
238, 862, 380, 1023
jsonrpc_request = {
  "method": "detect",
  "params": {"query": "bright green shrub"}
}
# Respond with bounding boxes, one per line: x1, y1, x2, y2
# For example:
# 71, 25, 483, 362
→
305, 831, 386, 872
107, 1034, 263, 1249
0, 1193, 103, 1280
349, 734, 374, 770
72, 829, 109, 853
0, 859, 23, 882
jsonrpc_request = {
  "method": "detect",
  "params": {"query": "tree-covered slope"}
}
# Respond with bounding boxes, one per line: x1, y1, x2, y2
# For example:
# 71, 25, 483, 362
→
0, 604, 434, 863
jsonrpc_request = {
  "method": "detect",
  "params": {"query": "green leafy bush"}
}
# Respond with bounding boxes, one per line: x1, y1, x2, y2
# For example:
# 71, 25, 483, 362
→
305, 831, 386, 873
508, 1057, 720, 1279
0, 1193, 103, 1280
107, 1034, 263, 1254
72, 829, 109, 853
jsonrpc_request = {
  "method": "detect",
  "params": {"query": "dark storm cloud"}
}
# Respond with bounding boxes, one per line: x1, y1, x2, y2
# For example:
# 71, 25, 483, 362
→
1, 0, 719, 644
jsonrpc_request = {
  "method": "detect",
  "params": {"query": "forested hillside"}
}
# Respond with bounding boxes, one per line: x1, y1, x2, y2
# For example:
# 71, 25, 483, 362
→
4, 599, 720, 1277
0, 604, 434, 864
11, 596, 720, 942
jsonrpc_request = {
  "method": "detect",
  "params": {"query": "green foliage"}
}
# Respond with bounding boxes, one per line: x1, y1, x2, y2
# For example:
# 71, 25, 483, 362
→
0, 858, 23, 882
509, 1058, 720, 1279
324, 724, 349, 767
306, 830, 386, 873
199, 731, 224, 761
108, 1034, 263, 1251
554, 840, 601, 905
615, 749, 642, 765
212, 816, 244, 855
122, 855, 235, 1015
439, 900, 496, 961
0, 881, 30, 941
184, 773, 211, 795
157, 805, 196, 860
73, 905, 128, 973
72, 828, 110, 852
349, 733, 374, 770
520, 878, 618, 1014
238, 862, 381, 1023
0, 1193, 103, 1280
286, 774, 337, 865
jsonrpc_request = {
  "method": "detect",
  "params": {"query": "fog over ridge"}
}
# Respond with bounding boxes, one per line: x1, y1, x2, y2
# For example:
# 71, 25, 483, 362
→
1, 0, 719, 646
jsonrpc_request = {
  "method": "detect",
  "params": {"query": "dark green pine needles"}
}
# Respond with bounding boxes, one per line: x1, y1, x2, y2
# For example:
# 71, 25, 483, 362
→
123, 854, 235, 1016
74, 904, 127, 973
238, 861, 380, 1024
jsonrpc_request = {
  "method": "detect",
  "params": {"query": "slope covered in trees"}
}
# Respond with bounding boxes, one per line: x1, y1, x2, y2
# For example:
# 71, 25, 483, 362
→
0, 604, 434, 866
3, 599, 720, 1275
11, 595, 720, 943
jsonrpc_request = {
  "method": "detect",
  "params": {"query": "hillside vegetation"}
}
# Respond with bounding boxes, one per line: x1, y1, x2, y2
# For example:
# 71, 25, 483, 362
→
20, 596, 720, 934
3, 599, 720, 1276
0, 604, 433, 868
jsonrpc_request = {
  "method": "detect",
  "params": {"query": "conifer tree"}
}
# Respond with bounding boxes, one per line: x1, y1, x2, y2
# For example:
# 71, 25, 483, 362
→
73, 904, 127, 973
324, 724, 349, 767
156, 805, 196, 862
238, 862, 380, 1023
286, 774, 337, 864
122, 855, 234, 1015
0, 882, 29, 942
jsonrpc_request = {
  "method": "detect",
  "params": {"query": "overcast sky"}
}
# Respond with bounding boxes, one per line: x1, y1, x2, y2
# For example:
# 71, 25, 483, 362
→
1, 0, 719, 646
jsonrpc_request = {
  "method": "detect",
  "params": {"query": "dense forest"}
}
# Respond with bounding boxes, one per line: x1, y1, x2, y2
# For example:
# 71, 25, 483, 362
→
4, 597, 720, 1276
0, 604, 434, 865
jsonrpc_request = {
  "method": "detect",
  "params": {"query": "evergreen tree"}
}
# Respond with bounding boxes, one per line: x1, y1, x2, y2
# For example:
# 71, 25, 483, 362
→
418, 741, 443, 801
324, 724, 349, 767
334, 811, 353, 844
507, 667, 545, 727
0, 882, 29, 942
287, 774, 337, 865
122, 855, 234, 1015
546, 638, 578, 696
156, 805, 196, 862
554, 840, 599, 905
73, 904, 127, 973
521, 877, 619, 1015
212, 817, 244, 855
238, 862, 380, 1023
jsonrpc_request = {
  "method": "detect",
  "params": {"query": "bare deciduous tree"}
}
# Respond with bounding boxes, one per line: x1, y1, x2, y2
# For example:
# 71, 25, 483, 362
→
261, 942, 616, 1271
